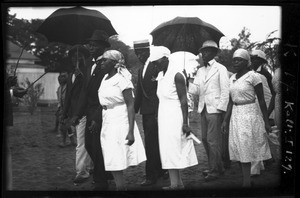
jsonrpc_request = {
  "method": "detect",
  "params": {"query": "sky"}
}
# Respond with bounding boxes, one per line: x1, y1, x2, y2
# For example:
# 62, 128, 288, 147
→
8, 5, 281, 48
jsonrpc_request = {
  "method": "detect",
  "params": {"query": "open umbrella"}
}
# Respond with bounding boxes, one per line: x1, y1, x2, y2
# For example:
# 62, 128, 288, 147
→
32, 6, 117, 88
36, 6, 117, 45
150, 16, 224, 55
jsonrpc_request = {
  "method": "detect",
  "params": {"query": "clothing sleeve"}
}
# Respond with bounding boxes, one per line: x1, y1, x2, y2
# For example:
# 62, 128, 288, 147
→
251, 71, 262, 87
217, 65, 230, 112
117, 74, 134, 92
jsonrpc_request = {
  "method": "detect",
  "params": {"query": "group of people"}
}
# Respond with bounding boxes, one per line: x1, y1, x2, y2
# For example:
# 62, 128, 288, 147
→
7, 28, 281, 191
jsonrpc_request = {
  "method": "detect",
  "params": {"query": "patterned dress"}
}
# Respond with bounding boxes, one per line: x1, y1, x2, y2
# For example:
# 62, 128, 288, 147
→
98, 73, 146, 171
229, 71, 271, 163
156, 70, 198, 169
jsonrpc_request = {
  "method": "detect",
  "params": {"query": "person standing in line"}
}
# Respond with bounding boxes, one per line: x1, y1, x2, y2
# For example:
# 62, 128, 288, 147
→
193, 40, 230, 181
62, 44, 92, 185
153, 46, 198, 190
249, 52, 273, 176
57, 72, 75, 147
133, 39, 167, 186
5, 74, 27, 190
94, 50, 146, 190
70, 30, 112, 190
250, 49, 275, 124
221, 49, 272, 188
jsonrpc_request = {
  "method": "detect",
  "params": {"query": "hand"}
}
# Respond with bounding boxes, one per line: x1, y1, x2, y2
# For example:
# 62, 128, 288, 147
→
88, 120, 98, 133
221, 121, 228, 134
125, 132, 135, 146
7, 76, 17, 87
70, 116, 79, 126
265, 123, 272, 134
182, 124, 192, 137
13, 87, 27, 98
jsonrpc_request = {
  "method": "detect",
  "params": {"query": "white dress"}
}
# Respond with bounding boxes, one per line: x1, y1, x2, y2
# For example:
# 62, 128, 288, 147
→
156, 70, 198, 169
229, 71, 271, 163
98, 73, 146, 171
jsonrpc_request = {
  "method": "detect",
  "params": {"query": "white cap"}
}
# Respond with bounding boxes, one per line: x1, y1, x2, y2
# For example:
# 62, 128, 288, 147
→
149, 46, 171, 62
251, 49, 267, 62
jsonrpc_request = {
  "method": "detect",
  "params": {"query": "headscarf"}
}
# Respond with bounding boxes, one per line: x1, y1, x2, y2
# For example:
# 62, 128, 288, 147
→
101, 50, 132, 81
168, 51, 198, 77
148, 46, 171, 62
233, 48, 251, 67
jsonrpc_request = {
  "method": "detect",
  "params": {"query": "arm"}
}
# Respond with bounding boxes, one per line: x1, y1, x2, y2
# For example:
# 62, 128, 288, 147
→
217, 66, 230, 113
123, 88, 135, 145
254, 83, 271, 133
175, 72, 191, 136
267, 94, 275, 117
221, 96, 233, 133
134, 71, 142, 113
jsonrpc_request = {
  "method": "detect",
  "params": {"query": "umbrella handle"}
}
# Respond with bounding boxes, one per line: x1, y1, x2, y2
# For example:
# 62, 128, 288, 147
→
14, 44, 29, 76
26, 72, 48, 91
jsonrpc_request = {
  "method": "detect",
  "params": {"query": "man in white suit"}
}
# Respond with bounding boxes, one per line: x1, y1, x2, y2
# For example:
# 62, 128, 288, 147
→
193, 40, 230, 181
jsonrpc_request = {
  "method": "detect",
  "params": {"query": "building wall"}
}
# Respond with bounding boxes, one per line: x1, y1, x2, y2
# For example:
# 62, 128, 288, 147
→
16, 68, 60, 104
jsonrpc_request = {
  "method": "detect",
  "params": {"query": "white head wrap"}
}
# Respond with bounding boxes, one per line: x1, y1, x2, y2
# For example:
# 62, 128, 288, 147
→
168, 51, 198, 77
149, 46, 171, 62
102, 50, 132, 81
233, 48, 251, 66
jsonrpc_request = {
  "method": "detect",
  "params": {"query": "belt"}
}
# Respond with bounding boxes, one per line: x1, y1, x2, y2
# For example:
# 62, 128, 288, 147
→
102, 102, 124, 110
233, 100, 256, 106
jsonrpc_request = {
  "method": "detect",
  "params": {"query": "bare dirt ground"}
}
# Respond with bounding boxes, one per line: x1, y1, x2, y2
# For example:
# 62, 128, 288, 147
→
5, 107, 285, 197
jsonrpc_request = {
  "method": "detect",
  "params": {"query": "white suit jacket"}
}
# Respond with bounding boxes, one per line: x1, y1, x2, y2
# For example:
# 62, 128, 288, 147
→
191, 59, 230, 114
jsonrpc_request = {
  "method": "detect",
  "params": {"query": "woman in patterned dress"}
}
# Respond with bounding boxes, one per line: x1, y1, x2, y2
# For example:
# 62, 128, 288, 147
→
97, 50, 146, 190
221, 49, 272, 188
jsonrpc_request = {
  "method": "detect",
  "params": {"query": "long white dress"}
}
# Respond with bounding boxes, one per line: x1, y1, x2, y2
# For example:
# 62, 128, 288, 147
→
156, 69, 198, 169
98, 73, 146, 171
229, 71, 271, 163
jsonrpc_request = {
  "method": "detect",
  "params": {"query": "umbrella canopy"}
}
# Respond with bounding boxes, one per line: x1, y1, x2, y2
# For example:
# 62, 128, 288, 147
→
36, 6, 117, 45
150, 16, 224, 55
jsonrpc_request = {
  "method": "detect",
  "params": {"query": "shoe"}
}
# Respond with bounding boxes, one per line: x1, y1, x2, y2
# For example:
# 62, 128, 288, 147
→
93, 183, 108, 191
73, 176, 89, 185
140, 179, 156, 186
202, 170, 211, 177
204, 174, 218, 182
162, 185, 184, 190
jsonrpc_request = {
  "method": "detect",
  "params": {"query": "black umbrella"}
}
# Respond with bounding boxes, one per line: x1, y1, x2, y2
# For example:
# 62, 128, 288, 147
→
36, 6, 117, 45
150, 16, 224, 55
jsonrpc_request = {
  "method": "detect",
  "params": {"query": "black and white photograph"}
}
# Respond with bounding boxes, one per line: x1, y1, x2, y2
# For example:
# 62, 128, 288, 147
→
2, 3, 297, 197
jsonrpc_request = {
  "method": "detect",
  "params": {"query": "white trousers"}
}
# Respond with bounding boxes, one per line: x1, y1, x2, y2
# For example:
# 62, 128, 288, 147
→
75, 116, 92, 177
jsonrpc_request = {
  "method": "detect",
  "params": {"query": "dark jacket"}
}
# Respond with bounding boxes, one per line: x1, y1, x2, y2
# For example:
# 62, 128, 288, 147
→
75, 57, 105, 125
63, 72, 85, 119
134, 62, 159, 115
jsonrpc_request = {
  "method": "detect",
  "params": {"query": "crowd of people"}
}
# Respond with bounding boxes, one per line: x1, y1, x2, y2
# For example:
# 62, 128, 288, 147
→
6, 29, 282, 191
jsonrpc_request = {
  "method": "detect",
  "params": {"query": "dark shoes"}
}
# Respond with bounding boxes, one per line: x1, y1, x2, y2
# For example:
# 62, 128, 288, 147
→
73, 176, 89, 185
202, 170, 211, 177
204, 174, 218, 182
140, 179, 156, 186
93, 183, 109, 191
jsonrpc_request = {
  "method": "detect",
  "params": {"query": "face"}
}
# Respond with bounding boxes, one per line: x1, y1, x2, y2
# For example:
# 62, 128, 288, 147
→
152, 57, 169, 73
199, 47, 217, 63
99, 58, 116, 74
71, 51, 85, 69
232, 57, 248, 73
58, 73, 68, 84
134, 48, 150, 64
250, 56, 263, 70
87, 41, 106, 58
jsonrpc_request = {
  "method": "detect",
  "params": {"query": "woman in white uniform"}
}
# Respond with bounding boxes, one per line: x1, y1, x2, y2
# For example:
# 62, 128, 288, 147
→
152, 46, 198, 190
97, 50, 146, 190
